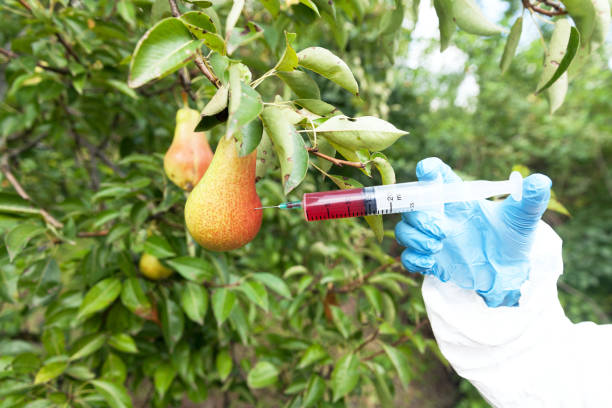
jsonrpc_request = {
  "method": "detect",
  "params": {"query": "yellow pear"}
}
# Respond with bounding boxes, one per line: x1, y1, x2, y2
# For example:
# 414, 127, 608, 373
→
139, 253, 173, 280
164, 107, 213, 191
184, 136, 262, 251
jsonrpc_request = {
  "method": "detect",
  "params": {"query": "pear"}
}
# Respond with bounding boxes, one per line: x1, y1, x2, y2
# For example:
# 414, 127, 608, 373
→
185, 136, 262, 251
164, 107, 213, 191
139, 253, 173, 280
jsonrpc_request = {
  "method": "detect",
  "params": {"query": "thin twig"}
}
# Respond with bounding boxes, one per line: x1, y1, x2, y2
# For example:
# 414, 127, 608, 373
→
194, 55, 221, 88
77, 230, 109, 238
55, 34, 82, 63
0, 47, 70, 75
354, 328, 379, 353
17, 0, 31, 11
61, 102, 125, 177
168, 0, 180, 17
167, 0, 221, 88
8, 133, 46, 158
335, 262, 401, 293
178, 68, 197, 102
522, 0, 567, 16
0, 155, 64, 228
306, 147, 365, 169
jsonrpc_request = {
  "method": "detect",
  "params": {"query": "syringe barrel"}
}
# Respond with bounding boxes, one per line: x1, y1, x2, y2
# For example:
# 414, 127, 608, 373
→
302, 188, 376, 221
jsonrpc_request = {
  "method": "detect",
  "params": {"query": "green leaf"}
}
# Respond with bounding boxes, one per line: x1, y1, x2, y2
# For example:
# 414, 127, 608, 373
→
91, 380, 133, 408
329, 305, 352, 339
227, 22, 264, 55
297, 47, 358, 95
237, 280, 269, 311
260, 106, 308, 194
216, 350, 232, 381
299, 0, 320, 15
561, 0, 609, 51
128, 18, 204, 88
70, 333, 106, 360
180, 10, 216, 32
0, 192, 40, 216
361, 285, 383, 316
201, 85, 229, 116
548, 191, 571, 216
297, 343, 328, 368
161, 298, 184, 351
12, 352, 40, 375
227, 82, 263, 137
381, 343, 410, 389
251, 272, 292, 299
42, 328, 65, 356
536, 25, 580, 96
65, 364, 95, 381
104, 79, 139, 100
143, 235, 176, 259
34, 356, 69, 384
225, 0, 245, 40
108, 333, 138, 354
370, 152, 396, 185
154, 362, 177, 398
500, 17, 523, 74
294, 99, 338, 116
303, 374, 325, 407
20, 258, 61, 307
76, 278, 122, 322
247, 361, 279, 389
120, 278, 154, 320
276, 71, 320, 99
315, 115, 408, 151
239, 118, 263, 157
433, 0, 455, 51
451, 0, 505, 36
379, 0, 404, 36
274, 32, 298, 71
331, 353, 360, 401
179, 282, 208, 324
102, 353, 127, 383
0, 263, 19, 302
164, 257, 214, 282
5, 222, 45, 261
212, 288, 236, 325
117, 0, 136, 28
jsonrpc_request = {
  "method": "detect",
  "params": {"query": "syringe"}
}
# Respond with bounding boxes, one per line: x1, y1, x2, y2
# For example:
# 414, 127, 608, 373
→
256, 172, 523, 221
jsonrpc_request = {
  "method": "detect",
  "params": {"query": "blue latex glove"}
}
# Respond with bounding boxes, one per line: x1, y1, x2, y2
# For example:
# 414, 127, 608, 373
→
395, 157, 552, 307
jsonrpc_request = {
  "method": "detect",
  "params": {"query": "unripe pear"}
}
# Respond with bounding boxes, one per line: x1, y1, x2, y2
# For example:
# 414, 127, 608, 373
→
184, 136, 262, 251
164, 107, 213, 191
139, 253, 173, 280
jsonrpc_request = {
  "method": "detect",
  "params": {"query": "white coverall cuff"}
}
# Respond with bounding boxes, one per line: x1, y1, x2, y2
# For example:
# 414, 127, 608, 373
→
422, 221, 566, 348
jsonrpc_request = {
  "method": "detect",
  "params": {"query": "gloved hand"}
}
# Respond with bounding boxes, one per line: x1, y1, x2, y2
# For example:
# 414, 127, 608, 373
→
395, 157, 552, 307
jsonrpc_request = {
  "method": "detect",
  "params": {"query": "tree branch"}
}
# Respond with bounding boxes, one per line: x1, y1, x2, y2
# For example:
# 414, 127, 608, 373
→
335, 261, 402, 293
306, 147, 366, 169
522, 0, 567, 16
61, 103, 125, 177
8, 133, 47, 158
168, 0, 180, 17
55, 34, 82, 63
0, 155, 64, 228
178, 68, 197, 102
354, 328, 379, 353
0, 47, 70, 75
194, 55, 222, 88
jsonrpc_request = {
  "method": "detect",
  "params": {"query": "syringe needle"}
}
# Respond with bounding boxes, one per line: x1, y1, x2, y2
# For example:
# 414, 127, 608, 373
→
254, 205, 281, 210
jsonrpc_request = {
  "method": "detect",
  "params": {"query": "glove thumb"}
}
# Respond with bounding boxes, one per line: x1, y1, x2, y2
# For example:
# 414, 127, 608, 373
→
501, 173, 552, 235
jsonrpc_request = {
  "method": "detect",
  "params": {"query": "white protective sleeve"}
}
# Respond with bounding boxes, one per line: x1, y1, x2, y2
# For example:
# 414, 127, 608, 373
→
422, 221, 612, 408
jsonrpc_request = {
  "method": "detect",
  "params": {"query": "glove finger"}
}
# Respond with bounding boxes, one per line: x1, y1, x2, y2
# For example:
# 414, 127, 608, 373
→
416, 157, 471, 212
416, 157, 463, 183
395, 221, 443, 254
501, 173, 551, 235
400, 248, 436, 273
401, 211, 446, 239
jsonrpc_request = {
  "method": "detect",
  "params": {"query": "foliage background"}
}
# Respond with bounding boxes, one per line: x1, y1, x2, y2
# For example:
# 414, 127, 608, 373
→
0, 0, 611, 407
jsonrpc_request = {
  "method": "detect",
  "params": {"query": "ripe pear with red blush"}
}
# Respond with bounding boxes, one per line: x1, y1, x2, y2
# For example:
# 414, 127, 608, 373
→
164, 107, 213, 191
185, 136, 262, 251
